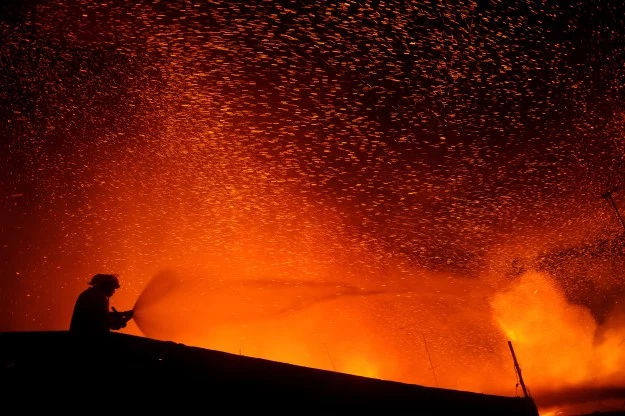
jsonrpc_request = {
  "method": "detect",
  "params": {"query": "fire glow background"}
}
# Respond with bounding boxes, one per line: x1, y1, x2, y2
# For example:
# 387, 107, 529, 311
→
2, 1, 625, 414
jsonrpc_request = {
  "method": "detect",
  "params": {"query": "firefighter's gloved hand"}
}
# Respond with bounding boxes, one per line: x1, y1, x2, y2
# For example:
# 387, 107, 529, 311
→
110, 308, 134, 330
118, 310, 134, 324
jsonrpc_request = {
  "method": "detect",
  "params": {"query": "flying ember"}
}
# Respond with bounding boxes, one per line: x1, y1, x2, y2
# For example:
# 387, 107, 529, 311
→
1, 1, 625, 415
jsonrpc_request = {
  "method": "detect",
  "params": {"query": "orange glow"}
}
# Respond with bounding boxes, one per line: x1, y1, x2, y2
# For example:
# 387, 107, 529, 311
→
342, 355, 381, 379
4, 5, 625, 414
120, 254, 519, 395
112, 229, 625, 416
53, 185, 623, 416
494, 270, 625, 386
492, 270, 625, 414
493, 270, 598, 387
7, 144, 622, 416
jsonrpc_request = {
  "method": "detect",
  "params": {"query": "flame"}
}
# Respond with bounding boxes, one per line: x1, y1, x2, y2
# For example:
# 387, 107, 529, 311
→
492, 270, 598, 387
492, 270, 625, 414
342, 355, 380, 379
8, 155, 623, 415
118, 259, 625, 416
3, 5, 625, 415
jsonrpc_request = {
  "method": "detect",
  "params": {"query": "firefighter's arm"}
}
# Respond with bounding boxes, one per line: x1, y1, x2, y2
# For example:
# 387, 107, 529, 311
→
109, 307, 134, 330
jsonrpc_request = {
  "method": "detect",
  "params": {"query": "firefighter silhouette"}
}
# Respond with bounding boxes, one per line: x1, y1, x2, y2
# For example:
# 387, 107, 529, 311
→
70, 273, 133, 334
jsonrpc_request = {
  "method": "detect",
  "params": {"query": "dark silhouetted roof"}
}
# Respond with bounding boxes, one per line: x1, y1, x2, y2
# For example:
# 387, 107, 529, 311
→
1, 331, 540, 415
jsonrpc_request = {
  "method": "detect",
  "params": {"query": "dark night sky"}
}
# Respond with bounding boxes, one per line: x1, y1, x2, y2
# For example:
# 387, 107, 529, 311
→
1, 1, 625, 413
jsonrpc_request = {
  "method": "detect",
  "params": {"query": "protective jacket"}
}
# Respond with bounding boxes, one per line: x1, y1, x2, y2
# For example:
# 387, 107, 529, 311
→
70, 287, 127, 334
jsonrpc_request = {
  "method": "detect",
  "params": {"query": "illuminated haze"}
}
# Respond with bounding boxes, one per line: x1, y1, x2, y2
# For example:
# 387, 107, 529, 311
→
1, 1, 625, 414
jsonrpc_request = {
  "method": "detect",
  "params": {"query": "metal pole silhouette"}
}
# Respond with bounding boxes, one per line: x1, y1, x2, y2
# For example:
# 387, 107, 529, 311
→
508, 340, 529, 399
422, 334, 439, 387
602, 187, 625, 231
324, 343, 336, 371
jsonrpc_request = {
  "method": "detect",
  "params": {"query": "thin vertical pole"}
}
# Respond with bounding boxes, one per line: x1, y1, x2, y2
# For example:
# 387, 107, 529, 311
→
602, 189, 625, 231
324, 343, 336, 371
423, 334, 438, 387
508, 340, 529, 398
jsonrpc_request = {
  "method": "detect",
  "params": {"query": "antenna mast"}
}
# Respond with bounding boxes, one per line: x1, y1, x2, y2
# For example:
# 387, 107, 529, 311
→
508, 341, 530, 399
422, 334, 439, 387
602, 187, 625, 231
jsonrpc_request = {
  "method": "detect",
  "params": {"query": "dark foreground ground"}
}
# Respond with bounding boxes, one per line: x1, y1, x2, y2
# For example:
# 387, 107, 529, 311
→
1, 330, 540, 414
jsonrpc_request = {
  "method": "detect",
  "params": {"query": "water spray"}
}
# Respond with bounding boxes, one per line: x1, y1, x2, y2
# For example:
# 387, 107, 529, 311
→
129, 269, 180, 336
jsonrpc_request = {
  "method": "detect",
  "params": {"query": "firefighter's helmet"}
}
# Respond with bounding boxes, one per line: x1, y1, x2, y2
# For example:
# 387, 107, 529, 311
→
89, 273, 120, 289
